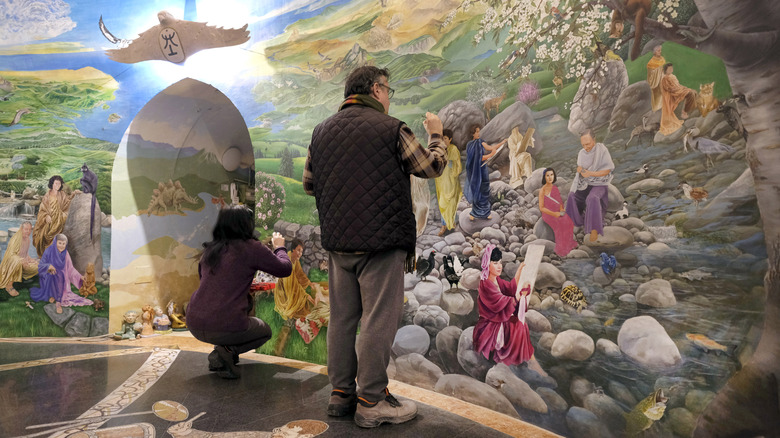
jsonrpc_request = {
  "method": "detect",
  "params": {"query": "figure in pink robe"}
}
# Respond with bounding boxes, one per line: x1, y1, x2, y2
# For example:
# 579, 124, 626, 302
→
540, 168, 577, 257
473, 245, 534, 365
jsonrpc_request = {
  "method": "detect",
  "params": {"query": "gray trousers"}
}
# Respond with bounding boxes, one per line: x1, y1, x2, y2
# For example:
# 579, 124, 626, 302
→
327, 248, 406, 402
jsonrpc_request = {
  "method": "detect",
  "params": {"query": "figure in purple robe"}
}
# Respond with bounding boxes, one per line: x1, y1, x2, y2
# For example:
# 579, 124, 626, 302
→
30, 234, 90, 314
464, 124, 506, 220
472, 244, 534, 366
539, 168, 578, 257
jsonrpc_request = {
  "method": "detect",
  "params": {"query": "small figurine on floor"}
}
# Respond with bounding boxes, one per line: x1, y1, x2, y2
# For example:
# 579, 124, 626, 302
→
114, 310, 142, 340
138, 304, 157, 336
153, 305, 172, 333
79, 263, 98, 297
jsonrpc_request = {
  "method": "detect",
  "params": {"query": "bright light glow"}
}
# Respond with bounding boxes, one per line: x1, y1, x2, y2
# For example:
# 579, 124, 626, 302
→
197, 0, 256, 28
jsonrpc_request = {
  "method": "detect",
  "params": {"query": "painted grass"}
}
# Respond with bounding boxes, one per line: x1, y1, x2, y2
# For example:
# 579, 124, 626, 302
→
254, 293, 328, 365
0, 281, 110, 337
255, 157, 307, 182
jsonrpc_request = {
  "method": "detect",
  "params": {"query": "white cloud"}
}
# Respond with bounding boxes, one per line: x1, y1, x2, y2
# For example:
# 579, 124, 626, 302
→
0, 0, 76, 45
254, 0, 341, 23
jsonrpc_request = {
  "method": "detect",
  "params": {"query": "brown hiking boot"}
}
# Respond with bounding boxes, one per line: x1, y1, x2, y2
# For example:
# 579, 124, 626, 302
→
354, 390, 417, 428
327, 389, 357, 416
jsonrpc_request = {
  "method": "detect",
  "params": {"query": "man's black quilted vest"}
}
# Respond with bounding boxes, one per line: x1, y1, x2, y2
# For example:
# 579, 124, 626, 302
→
310, 104, 416, 253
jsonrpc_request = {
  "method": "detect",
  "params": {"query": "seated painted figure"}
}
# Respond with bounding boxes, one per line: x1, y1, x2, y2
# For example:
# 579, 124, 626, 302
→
29, 234, 91, 314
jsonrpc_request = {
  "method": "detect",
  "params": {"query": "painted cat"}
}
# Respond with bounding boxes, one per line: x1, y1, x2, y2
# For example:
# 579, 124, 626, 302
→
697, 82, 719, 118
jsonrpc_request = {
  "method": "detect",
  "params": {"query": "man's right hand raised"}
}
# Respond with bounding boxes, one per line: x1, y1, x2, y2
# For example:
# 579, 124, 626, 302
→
423, 112, 443, 136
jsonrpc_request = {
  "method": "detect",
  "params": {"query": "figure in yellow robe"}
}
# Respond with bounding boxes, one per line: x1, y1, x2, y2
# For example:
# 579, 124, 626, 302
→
0, 221, 38, 297
646, 46, 666, 112
659, 63, 697, 136
33, 175, 79, 257
274, 241, 313, 320
435, 129, 463, 236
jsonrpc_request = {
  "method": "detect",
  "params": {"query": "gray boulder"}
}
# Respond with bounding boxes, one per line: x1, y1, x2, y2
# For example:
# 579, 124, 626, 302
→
566, 407, 615, 438
520, 239, 556, 257
583, 392, 627, 432
393, 353, 444, 390
64, 312, 92, 337
583, 226, 634, 251
535, 262, 566, 289
460, 268, 481, 291
538, 387, 568, 413
596, 338, 621, 358
570, 376, 597, 406
392, 324, 430, 356
486, 364, 548, 413
457, 326, 493, 381
44, 304, 75, 327
525, 309, 552, 333
440, 288, 474, 315
481, 101, 544, 167
403, 291, 420, 325
439, 100, 486, 153
413, 305, 450, 337
609, 81, 652, 132
434, 374, 519, 418
551, 330, 595, 361
89, 317, 109, 337
568, 60, 628, 136
63, 193, 104, 274
412, 277, 443, 305
618, 315, 681, 368
635, 278, 676, 308
683, 168, 757, 232
458, 210, 502, 234
480, 227, 506, 245
444, 231, 466, 246
436, 326, 467, 374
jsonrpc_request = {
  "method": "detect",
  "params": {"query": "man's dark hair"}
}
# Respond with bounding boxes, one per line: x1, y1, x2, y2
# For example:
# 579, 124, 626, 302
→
664, 62, 674, 73
344, 66, 390, 98
443, 128, 454, 139
48, 175, 64, 190
469, 124, 482, 137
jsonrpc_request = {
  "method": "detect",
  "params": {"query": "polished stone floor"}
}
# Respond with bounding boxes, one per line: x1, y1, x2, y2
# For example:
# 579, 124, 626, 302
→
0, 340, 557, 437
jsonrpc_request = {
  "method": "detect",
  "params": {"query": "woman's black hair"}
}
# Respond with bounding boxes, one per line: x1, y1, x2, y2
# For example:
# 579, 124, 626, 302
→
543, 167, 557, 184
469, 124, 482, 137
199, 205, 257, 271
663, 62, 674, 73
290, 238, 304, 251
443, 128, 454, 139
490, 247, 502, 262
48, 175, 64, 190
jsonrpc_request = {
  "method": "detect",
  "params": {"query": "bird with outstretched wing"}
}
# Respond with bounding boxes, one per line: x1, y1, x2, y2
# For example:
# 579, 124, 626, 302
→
104, 11, 250, 64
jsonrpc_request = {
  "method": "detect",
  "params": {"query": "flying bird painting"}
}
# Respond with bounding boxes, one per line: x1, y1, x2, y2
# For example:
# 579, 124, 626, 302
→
102, 11, 250, 64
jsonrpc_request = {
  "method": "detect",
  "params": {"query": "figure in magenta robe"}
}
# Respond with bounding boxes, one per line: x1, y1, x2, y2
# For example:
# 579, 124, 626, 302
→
539, 168, 578, 257
473, 244, 534, 366
29, 234, 91, 314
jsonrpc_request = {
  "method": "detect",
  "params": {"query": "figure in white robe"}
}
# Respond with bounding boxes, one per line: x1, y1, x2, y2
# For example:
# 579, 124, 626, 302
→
508, 127, 535, 189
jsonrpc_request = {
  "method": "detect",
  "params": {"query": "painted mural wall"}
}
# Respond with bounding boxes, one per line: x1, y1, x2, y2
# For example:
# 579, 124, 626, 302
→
0, 0, 777, 436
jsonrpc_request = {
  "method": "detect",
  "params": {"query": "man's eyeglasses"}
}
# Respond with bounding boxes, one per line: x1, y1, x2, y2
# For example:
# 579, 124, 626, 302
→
375, 82, 395, 98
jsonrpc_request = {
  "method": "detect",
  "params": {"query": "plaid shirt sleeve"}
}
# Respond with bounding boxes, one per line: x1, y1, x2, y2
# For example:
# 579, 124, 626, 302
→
303, 147, 315, 196
398, 123, 447, 178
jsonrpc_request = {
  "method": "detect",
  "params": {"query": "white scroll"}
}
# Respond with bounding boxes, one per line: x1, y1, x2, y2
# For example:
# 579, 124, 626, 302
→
516, 243, 544, 300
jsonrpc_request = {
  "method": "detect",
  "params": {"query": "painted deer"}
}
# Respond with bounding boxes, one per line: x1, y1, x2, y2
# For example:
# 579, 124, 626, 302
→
484, 92, 506, 121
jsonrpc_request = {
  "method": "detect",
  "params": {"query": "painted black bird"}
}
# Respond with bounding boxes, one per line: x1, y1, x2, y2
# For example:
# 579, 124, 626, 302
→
416, 250, 436, 281
442, 254, 465, 289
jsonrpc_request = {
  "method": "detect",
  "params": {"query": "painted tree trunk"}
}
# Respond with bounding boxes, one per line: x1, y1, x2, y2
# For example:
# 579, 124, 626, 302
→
683, 1, 780, 436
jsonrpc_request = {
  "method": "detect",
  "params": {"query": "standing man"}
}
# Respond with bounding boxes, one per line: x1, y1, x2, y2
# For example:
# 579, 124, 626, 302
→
565, 129, 614, 243
303, 66, 447, 428
646, 45, 666, 112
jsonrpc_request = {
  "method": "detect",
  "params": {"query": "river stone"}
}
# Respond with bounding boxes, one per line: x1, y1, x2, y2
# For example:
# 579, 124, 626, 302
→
608, 380, 638, 408
393, 353, 444, 391
64, 312, 91, 337
539, 332, 557, 350
626, 178, 664, 195
89, 317, 109, 337
593, 265, 614, 286
533, 217, 556, 242
457, 326, 493, 381
635, 278, 676, 307
583, 392, 627, 432
583, 226, 634, 251
413, 277, 443, 305
611, 278, 631, 294
539, 296, 555, 310
566, 406, 615, 438
568, 249, 590, 259
647, 242, 671, 251
414, 305, 450, 337
439, 100, 486, 152
634, 231, 655, 244
596, 338, 621, 357
489, 181, 513, 200
44, 304, 75, 327
526, 309, 552, 333
392, 324, 430, 356
551, 330, 595, 361
63, 193, 104, 274
618, 315, 681, 368
458, 210, 501, 234
436, 326, 467, 374
460, 268, 481, 290
444, 231, 466, 246
605, 184, 625, 212
612, 217, 646, 230
520, 239, 556, 257
486, 363, 548, 413
535, 262, 566, 290
440, 288, 474, 316
668, 407, 697, 438
434, 374, 519, 418
685, 389, 716, 414
538, 387, 568, 413
480, 227, 506, 245
404, 272, 421, 290
570, 376, 597, 406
